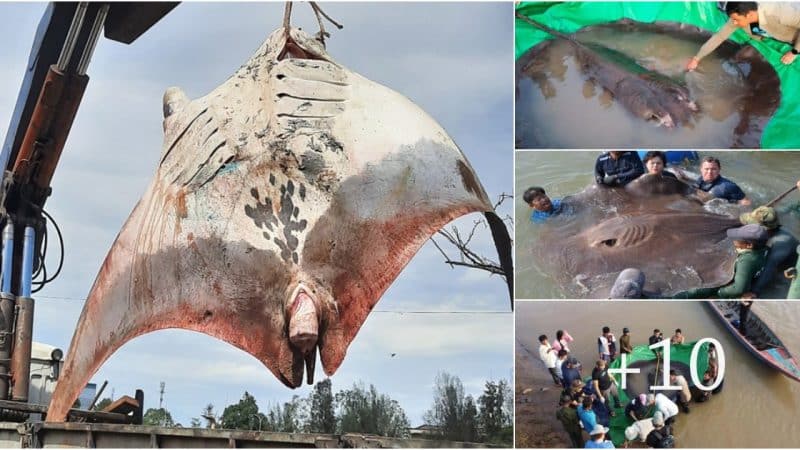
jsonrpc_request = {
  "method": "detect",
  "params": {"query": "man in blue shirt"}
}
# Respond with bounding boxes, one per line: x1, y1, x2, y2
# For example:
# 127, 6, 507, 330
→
561, 359, 582, 390
594, 151, 644, 187
524, 186, 568, 223
691, 156, 751, 205
577, 397, 599, 433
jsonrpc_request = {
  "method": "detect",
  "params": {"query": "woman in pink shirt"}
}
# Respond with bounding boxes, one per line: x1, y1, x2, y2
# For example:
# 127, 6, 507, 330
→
552, 330, 574, 353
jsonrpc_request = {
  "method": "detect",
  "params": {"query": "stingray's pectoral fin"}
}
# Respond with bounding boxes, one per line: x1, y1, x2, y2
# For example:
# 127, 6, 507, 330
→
303, 168, 507, 375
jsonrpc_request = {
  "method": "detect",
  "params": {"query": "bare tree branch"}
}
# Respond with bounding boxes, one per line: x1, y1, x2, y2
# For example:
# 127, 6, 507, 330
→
430, 193, 513, 278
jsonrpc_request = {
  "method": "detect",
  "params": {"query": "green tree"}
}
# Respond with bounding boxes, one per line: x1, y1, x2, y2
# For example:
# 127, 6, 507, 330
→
423, 372, 478, 442
263, 395, 304, 432
335, 382, 409, 438
143, 407, 175, 427
462, 395, 479, 443
478, 379, 512, 445
221, 392, 261, 430
190, 418, 202, 428
93, 397, 113, 412
308, 378, 336, 433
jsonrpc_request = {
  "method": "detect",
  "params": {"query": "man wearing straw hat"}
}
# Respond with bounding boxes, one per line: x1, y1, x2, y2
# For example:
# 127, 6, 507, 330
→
585, 424, 614, 448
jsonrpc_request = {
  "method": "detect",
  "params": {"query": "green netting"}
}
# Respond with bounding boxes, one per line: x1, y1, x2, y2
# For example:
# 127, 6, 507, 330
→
515, 1, 800, 149
602, 341, 709, 446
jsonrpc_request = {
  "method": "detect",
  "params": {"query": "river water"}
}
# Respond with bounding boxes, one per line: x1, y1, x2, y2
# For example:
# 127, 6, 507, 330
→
515, 151, 800, 299
516, 301, 800, 448
515, 22, 780, 148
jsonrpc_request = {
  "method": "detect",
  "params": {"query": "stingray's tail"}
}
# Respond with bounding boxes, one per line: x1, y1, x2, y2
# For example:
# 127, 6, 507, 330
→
514, 12, 581, 47
486, 212, 514, 310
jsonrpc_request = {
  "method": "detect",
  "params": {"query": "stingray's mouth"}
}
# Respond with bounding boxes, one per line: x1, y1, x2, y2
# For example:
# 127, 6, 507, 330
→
278, 32, 328, 62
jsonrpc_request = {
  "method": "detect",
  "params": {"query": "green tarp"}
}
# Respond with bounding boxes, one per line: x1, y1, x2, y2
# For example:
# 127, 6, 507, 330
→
602, 341, 709, 446
515, 1, 800, 148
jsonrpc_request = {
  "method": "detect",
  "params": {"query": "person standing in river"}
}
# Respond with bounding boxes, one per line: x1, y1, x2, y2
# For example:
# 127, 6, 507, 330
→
687, 2, 800, 71
739, 206, 799, 297
594, 151, 644, 188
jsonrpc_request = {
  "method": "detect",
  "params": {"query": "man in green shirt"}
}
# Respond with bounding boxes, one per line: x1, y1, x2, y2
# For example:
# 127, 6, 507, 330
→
555, 394, 584, 448
619, 327, 633, 355
673, 224, 768, 298
686, 2, 800, 71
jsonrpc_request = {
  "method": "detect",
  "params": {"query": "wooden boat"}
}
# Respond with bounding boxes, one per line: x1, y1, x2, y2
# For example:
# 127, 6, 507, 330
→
706, 301, 800, 382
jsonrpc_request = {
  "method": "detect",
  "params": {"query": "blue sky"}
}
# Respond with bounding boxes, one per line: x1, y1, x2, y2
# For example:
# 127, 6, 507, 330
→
0, 3, 513, 426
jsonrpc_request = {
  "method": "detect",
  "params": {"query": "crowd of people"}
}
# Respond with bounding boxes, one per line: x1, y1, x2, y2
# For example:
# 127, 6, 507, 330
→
524, 151, 800, 299
540, 327, 723, 448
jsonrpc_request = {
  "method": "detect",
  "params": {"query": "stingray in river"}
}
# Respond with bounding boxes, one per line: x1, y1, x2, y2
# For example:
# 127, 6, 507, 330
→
515, 19, 782, 148
531, 174, 742, 298
515, 14, 699, 129
46, 27, 512, 420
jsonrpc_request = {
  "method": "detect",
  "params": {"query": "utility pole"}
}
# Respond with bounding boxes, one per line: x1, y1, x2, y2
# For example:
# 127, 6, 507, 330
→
159, 381, 166, 426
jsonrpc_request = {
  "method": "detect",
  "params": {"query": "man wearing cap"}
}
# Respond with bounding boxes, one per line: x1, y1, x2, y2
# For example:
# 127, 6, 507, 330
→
672, 224, 768, 298
556, 394, 585, 448
562, 358, 583, 390
679, 156, 750, 205
645, 411, 675, 448
625, 393, 650, 422
563, 378, 587, 406
623, 417, 655, 445
619, 328, 633, 355
647, 393, 679, 424
585, 424, 615, 448
595, 151, 645, 188
740, 206, 799, 296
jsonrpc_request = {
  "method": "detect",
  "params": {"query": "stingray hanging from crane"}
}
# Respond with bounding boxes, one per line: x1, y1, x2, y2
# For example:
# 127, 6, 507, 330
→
47, 3, 512, 421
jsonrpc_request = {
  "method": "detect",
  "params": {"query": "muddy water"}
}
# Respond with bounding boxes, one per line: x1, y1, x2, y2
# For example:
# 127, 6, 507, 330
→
516, 301, 800, 448
515, 22, 780, 148
515, 152, 800, 298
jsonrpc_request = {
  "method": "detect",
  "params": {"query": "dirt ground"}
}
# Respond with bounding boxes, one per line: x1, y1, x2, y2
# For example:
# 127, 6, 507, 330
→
515, 340, 571, 448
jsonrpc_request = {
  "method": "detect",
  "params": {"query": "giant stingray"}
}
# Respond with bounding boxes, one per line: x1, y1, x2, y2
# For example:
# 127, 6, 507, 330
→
515, 14, 699, 129
532, 174, 742, 298
47, 27, 513, 420
515, 19, 782, 148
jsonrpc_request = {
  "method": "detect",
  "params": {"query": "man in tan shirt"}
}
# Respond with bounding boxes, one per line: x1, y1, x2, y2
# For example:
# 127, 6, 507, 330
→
687, 2, 800, 71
